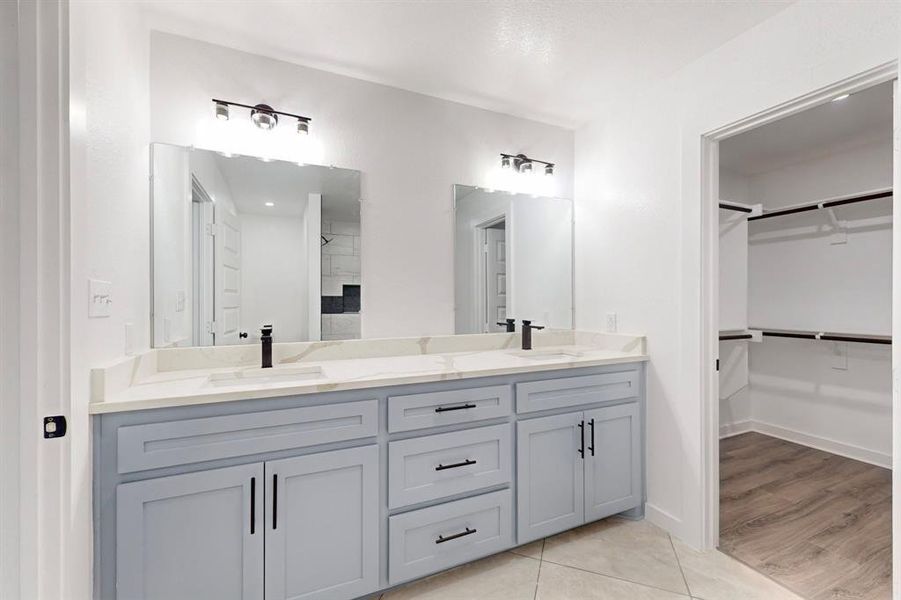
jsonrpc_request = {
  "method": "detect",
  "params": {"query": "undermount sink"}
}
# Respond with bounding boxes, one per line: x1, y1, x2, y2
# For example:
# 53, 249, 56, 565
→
508, 349, 585, 360
206, 364, 324, 386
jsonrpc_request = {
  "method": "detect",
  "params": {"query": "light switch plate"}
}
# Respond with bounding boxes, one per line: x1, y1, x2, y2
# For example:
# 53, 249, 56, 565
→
88, 279, 112, 318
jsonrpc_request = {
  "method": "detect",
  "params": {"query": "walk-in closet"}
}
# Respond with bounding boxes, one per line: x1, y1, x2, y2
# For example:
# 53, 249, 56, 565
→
717, 81, 894, 600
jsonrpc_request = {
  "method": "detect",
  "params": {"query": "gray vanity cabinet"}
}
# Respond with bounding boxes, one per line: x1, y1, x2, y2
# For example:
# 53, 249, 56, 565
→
516, 412, 585, 543
584, 403, 641, 522
516, 401, 641, 544
265, 446, 379, 600
116, 463, 265, 600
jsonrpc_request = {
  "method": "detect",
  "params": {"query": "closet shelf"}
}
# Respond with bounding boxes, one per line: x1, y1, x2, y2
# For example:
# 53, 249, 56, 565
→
719, 328, 891, 345
746, 188, 892, 222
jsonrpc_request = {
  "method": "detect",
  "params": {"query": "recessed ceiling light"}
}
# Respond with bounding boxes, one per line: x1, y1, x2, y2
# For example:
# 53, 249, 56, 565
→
832, 94, 850, 102
265, 202, 275, 207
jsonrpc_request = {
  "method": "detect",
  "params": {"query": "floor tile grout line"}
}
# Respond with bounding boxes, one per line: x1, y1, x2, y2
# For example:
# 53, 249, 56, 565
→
538, 558, 693, 597
668, 533, 693, 597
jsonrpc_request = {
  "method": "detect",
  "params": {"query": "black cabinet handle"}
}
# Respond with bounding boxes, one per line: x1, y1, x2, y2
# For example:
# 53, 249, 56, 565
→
436, 459, 476, 471
250, 477, 256, 534
239, 332, 248, 339
578, 420, 585, 459
436, 527, 477, 544
435, 403, 477, 413
272, 474, 278, 530
589, 418, 595, 457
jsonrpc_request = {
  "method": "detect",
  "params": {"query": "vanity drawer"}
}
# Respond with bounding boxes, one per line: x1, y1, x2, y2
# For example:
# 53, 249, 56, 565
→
515, 370, 640, 414
117, 400, 378, 473
388, 424, 512, 508
389, 489, 513, 585
387, 385, 512, 432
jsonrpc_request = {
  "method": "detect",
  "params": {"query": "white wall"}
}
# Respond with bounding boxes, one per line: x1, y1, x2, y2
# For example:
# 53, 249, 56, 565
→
69, 2, 151, 599
741, 139, 893, 466
718, 171, 751, 432
575, 1, 899, 547
241, 213, 308, 341
148, 32, 574, 339
748, 140, 893, 334
151, 144, 192, 347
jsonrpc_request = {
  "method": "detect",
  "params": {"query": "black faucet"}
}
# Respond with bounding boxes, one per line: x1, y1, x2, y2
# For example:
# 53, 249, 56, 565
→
497, 318, 516, 332
260, 325, 273, 368
521, 320, 545, 350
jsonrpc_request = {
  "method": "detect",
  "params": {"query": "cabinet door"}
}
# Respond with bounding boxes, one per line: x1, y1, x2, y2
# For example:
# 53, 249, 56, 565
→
584, 403, 641, 522
265, 445, 379, 600
117, 463, 264, 600
516, 412, 585, 544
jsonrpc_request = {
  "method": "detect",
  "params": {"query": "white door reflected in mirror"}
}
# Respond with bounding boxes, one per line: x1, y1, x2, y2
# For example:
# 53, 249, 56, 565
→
454, 185, 573, 334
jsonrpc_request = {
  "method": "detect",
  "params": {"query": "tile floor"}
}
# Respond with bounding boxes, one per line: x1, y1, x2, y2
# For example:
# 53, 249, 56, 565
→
380, 516, 802, 599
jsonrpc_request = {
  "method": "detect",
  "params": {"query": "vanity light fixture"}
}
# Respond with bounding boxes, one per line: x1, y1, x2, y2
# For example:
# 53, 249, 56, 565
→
211, 98, 312, 134
500, 153, 555, 176
215, 101, 229, 121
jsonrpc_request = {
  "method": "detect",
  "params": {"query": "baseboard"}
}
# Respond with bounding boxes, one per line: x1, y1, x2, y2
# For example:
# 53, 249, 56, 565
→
751, 421, 891, 469
720, 419, 891, 469
719, 420, 753, 439
644, 503, 684, 538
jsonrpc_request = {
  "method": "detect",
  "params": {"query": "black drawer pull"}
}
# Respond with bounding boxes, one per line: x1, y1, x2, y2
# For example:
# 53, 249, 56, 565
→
435, 459, 476, 471
435, 403, 477, 413
436, 527, 477, 544
250, 477, 256, 534
589, 418, 596, 457
578, 420, 585, 459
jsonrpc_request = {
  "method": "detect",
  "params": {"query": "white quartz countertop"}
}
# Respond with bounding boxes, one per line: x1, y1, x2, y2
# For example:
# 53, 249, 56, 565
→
90, 330, 647, 414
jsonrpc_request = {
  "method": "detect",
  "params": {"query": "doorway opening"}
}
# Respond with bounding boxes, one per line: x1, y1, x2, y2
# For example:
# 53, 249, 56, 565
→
480, 217, 508, 332
702, 66, 897, 599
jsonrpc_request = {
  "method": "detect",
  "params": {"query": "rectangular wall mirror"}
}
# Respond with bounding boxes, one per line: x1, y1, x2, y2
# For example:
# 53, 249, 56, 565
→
454, 185, 573, 334
151, 143, 361, 347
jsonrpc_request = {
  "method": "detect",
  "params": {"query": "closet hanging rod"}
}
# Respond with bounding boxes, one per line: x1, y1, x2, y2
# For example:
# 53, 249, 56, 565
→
718, 203, 753, 213
719, 333, 753, 341
719, 329, 891, 345
747, 189, 892, 222
762, 330, 892, 345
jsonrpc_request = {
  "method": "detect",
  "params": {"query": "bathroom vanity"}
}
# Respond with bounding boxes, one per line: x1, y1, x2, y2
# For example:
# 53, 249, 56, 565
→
92, 331, 647, 599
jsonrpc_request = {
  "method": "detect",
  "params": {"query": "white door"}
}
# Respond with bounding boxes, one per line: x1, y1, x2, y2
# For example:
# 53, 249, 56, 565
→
215, 204, 243, 345
485, 227, 507, 331
305, 193, 322, 341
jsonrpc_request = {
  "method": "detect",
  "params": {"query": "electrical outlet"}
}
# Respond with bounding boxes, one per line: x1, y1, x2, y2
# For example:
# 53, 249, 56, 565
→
88, 279, 112, 318
831, 342, 848, 371
606, 312, 617, 333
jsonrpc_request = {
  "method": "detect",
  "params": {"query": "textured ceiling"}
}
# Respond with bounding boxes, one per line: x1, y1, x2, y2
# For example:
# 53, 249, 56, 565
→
720, 81, 894, 176
142, 0, 793, 128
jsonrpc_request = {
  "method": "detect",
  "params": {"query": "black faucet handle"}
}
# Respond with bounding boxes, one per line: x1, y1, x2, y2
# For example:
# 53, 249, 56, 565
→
261, 325, 273, 336
496, 318, 516, 332
522, 320, 545, 330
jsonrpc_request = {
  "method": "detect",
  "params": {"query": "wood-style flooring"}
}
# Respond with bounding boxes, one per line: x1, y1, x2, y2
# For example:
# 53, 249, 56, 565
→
720, 432, 891, 600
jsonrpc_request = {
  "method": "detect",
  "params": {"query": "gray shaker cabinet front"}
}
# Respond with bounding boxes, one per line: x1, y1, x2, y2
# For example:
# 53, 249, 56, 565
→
265, 445, 379, 600
584, 403, 642, 522
516, 412, 585, 544
116, 463, 265, 600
